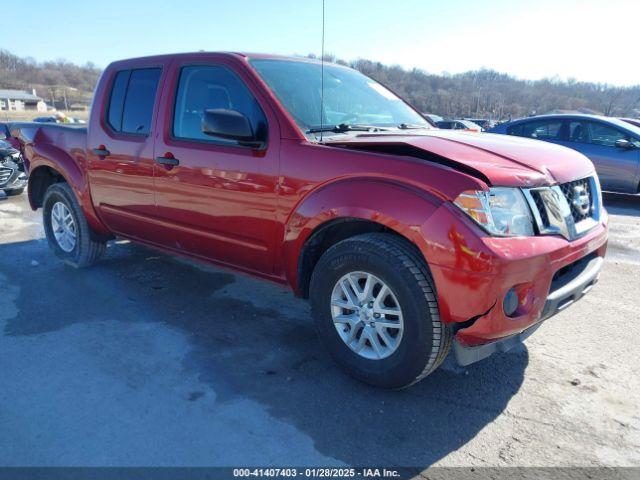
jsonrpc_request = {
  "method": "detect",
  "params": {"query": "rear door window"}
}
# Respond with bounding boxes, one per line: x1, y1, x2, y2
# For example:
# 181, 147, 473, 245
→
507, 124, 524, 136
568, 121, 588, 143
122, 69, 161, 135
106, 67, 161, 135
107, 70, 130, 132
520, 120, 563, 140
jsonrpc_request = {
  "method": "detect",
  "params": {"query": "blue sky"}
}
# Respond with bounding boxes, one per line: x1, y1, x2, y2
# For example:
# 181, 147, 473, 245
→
2, 0, 638, 85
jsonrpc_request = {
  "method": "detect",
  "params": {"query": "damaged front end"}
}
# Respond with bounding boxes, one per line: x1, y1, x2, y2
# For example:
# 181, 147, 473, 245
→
452, 251, 605, 367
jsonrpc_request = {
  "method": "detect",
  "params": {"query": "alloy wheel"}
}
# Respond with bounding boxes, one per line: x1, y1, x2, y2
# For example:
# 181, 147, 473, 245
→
330, 271, 404, 360
51, 201, 76, 253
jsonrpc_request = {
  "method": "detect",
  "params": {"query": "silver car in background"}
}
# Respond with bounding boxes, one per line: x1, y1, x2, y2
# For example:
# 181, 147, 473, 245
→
488, 114, 640, 194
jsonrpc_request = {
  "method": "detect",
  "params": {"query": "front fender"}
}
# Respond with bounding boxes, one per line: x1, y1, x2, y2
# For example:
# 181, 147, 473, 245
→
282, 178, 444, 292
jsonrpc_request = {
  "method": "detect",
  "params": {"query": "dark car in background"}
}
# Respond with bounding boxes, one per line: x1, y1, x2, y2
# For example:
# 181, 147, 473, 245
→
464, 118, 494, 130
0, 139, 27, 196
488, 114, 640, 194
436, 119, 482, 132
32, 116, 59, 123
421, 113, 443, 125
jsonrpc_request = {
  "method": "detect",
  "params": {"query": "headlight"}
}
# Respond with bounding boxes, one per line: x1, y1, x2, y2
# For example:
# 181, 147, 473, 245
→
454, 187, 535, 237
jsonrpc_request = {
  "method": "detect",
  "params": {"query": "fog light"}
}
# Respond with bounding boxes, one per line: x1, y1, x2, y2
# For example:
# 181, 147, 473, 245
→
503, 288, 519, 317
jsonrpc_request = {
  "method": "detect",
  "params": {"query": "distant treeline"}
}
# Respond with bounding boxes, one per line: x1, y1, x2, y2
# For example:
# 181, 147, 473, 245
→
0, 49, 99, 108
314, 54, 640, 120
2, 48, 639, 119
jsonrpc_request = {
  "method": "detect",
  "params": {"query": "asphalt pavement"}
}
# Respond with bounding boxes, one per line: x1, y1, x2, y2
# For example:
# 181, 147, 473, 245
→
0, 191, 638, 470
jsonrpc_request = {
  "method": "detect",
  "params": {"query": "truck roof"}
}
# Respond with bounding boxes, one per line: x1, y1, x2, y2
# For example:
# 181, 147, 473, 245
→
107, 51, 324, 66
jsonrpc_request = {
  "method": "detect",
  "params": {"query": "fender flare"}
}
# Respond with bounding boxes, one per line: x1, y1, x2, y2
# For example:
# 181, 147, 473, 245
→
281, 177, 444, 293
27, 144, 111, 237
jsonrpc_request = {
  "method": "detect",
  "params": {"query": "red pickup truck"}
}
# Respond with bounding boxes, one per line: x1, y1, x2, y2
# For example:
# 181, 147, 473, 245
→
14, 52, 608, 388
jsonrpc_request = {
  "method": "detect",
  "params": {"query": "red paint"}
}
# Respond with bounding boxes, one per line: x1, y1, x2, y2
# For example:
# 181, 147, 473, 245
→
15, 52, 608, 348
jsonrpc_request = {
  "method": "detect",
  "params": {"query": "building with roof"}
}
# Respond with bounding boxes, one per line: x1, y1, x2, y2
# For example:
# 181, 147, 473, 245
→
0, 89, 47, 112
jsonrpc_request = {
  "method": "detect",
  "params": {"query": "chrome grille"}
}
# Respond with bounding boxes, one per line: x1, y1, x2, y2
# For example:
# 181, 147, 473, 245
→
530, 190, 550, 228
559, 178, 593, 223
522, 176, 601, 241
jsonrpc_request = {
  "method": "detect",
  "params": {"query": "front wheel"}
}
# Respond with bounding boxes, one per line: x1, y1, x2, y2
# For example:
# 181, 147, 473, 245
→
309, 233, 452, 389
43, 182, 106, 268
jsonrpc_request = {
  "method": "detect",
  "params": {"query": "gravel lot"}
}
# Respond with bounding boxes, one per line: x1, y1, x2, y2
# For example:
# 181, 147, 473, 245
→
0, 190, 639, 470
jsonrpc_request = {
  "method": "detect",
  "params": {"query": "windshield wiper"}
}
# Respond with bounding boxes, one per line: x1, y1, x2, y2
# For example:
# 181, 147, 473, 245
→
397, 123, 429, 130
307, 123, 388, 134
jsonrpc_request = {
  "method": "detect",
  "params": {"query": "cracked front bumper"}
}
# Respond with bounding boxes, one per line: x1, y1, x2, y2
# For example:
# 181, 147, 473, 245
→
453, 254, 603, 366
423, 202, 608, 363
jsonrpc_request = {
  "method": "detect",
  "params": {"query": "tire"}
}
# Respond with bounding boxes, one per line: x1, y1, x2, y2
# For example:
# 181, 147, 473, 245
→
3, 187, 24, 196
309, 232, 452, 389
42, 182, 106, 268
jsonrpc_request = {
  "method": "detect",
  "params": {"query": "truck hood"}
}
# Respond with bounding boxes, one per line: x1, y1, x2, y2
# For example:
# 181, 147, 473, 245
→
323, 130, 595, 187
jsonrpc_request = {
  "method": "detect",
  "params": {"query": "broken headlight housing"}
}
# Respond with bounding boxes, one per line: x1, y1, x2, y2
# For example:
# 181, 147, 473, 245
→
454, 187, 535, 237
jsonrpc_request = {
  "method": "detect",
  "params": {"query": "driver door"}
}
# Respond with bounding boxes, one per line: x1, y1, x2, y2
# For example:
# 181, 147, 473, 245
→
151, 59, 280, 274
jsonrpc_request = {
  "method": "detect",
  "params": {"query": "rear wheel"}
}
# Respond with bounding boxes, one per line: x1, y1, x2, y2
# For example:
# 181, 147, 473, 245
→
43, 182, 106, 268
309, 233, 452, 389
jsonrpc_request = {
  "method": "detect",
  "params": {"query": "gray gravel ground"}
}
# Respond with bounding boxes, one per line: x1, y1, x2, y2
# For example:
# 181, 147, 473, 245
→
0, 191, 639, 470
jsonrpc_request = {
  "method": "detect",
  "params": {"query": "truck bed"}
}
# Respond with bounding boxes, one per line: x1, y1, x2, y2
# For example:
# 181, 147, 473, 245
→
10, 122, 87, 174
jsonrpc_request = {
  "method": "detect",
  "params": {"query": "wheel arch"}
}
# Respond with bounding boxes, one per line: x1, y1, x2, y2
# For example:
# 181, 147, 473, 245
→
283, 178, 444, 297
28, 164, 68, 209
28, 148, 111, 237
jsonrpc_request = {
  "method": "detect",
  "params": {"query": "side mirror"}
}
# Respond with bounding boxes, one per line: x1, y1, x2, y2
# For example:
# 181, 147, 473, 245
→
615, 138, 636, 149
202, 109, 263, 148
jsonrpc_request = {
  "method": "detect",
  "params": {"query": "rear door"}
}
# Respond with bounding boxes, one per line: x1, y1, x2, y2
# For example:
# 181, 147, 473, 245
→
507, 118, 566, 146
151, 59, 280, 274
87, 64, 167, 240
560, 120, 640, 192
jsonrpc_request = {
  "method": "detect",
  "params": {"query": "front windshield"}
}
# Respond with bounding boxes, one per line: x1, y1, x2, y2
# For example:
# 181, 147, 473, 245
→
250, 59, 429, 136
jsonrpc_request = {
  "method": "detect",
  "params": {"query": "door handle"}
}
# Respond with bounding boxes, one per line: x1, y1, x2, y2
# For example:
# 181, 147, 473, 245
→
92, 147, 110, 157
156, 156, 180, 166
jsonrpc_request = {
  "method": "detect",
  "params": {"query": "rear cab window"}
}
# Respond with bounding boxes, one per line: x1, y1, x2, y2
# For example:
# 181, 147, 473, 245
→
106, 67, 162, 135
